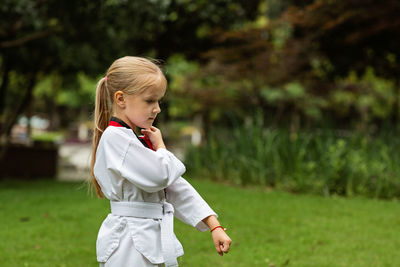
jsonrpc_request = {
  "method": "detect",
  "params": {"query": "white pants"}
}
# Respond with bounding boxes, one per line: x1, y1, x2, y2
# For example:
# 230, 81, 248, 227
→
99, 226, 164, 267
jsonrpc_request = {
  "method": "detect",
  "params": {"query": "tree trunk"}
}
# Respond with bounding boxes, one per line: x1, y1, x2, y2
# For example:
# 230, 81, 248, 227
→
0, 72, 37, 160
0, 55, 10, 120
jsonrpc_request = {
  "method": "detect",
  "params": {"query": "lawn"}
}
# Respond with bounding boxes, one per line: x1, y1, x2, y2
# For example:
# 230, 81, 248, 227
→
0, 178, 399, 267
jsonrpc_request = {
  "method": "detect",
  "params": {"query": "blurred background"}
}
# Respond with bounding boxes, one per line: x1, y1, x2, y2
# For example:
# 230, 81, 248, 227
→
1, 0, 400, 196
1, 1, 400, 266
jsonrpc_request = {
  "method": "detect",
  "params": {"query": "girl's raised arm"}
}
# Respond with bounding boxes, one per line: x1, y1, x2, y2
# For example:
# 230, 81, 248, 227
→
95, 127, 186, 193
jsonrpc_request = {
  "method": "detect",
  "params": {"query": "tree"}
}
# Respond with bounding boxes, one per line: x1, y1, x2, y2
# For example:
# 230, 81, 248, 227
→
176, 0, 400, 130
0, 0, 262, 146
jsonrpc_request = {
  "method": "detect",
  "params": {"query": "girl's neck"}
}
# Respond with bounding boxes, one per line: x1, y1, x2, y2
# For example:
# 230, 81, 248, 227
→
111, 114, 140, 135
112, 112, 136, 129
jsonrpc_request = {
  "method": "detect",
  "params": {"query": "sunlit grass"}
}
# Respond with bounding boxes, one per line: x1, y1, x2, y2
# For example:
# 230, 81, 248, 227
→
0, 179, 399, 266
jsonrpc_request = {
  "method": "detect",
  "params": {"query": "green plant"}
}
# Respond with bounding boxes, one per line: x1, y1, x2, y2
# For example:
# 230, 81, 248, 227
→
185, 113, 400, 199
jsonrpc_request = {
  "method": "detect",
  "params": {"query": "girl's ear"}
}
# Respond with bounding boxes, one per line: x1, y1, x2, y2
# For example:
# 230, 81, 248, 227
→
114, 91, 125, 108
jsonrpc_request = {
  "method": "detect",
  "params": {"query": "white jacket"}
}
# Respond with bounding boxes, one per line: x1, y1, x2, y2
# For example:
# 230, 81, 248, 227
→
94, 126, 216, 266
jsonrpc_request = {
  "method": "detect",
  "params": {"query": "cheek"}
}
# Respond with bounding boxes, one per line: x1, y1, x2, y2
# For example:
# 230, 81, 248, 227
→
144, 105, 154, 113
126, 106, 136, 116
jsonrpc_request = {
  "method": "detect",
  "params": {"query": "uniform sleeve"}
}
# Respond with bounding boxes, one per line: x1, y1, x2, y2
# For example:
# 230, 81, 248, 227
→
166, 177, 217, 232
103, 128, 186, 193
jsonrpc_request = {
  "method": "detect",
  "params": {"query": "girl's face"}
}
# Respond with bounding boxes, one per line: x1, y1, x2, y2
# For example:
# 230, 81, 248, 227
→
118, 86, 165, 129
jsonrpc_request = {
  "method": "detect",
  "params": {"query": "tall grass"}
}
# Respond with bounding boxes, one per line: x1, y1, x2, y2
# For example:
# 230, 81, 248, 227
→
185, 116, 400, 199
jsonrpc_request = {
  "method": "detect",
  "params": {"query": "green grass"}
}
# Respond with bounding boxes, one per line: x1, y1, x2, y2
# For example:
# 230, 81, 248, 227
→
0, 178, 399, 266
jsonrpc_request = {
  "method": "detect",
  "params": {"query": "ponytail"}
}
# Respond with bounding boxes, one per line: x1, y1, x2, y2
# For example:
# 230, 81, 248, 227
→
90, 77, 111, 198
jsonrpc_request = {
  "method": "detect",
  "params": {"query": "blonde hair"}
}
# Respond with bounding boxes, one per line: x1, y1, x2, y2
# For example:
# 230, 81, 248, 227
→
90, 56, 167, 198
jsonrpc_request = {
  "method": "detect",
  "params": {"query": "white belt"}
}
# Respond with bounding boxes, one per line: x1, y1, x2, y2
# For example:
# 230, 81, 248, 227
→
110, 201, 178, 267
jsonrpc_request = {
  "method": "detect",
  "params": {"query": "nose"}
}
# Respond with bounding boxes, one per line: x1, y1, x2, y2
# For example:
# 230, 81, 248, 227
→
154, 102, 161, 114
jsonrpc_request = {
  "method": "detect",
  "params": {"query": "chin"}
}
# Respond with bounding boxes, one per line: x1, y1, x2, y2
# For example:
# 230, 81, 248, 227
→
139, 123, 153, 129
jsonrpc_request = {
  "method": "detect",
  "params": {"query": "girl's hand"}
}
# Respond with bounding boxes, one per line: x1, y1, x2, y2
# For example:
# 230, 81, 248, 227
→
211, 228, 232, 256
141, 126, 166, 150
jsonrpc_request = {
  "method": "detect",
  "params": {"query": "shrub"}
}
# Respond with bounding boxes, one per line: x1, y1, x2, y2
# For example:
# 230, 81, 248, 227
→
184, 115, 400, 199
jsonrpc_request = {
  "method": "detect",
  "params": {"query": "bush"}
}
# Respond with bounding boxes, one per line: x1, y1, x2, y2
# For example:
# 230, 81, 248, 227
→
184, 115, 400, 199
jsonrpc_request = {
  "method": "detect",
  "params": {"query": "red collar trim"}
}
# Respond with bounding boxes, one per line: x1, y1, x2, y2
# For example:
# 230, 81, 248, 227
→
109, 121, 123, 127
108, 118, 154, 151
139, 136, 154, 150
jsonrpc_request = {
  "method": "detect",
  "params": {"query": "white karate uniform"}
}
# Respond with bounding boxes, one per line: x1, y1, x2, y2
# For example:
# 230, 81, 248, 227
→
94, 125, 217, 267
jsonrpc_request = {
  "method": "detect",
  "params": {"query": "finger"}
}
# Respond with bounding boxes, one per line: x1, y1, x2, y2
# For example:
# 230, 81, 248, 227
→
214, 243, 223, 256
141, 129, 151, 134
221, 243, 228, 253
222, 241, 231, 253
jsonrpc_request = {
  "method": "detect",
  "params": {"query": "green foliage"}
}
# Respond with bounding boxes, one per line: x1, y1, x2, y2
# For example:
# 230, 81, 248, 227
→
4, 71, 30, 107
0, 0, 261, 140
191, 0, 400, 130
271, 21, 292, 49
32, 131, 63, 143
166, 55, 330, 128
57, 73, 97, 108
331, 68, 397, 125
165, 55, 201, 117
169, 49, 398, 130
185, 113, 400, 199
287, 0, 400, 79
165, 55, 242, 123
33, 73, 97, 111
32, 131, 64, 147
3, 0, 400, 140
261, 82, 327, 120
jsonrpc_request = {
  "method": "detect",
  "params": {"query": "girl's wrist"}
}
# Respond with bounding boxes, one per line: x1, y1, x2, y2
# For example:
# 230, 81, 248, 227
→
155, 143, 166, 150
202, 215, 220, 230
210, 225, 225, 233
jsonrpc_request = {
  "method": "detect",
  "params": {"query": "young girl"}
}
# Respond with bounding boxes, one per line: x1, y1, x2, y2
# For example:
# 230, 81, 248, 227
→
90, 56, 232, 267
